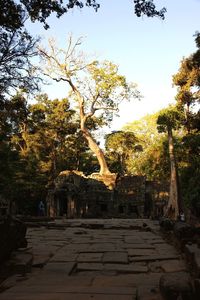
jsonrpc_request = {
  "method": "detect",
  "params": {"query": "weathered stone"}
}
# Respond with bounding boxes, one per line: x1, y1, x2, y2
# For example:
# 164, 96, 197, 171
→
43, 262, 76, 275
149, 259, 186, 273
137, 286, 162, 300
0, 274, 28, 291
92, 273, 162, 287
128, 249, 157, 257
124, 243, 155, 249
155, 244, 177, 251
77, 263, 104, 272
161, 259, 186, 273
159, 272, 194, 300
151, 240, 166, 245
130, 254, 179, 262
185, 243, 200, 277
50, 252, 77, 262
104, 263, 148, 274
0, 293, 135, 300
124, 237, 144, 244
8, 252, 33, 273
77, 253, 103, 263
88, 244, 116, 252
103, 252, 128, 264
20, 273, 93, 286
46, 170, 161, 219
149, 261, 163, 273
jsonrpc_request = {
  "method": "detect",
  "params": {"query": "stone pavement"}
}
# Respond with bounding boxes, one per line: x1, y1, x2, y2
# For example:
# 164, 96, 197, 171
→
0, 219, 189, 299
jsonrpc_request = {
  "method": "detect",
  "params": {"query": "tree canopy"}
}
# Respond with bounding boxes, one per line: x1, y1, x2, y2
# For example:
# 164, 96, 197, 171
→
105, 130, 140, 174
39, 35, 140, 175
173, 32, 200, 133
0, 28, 40, 98
0, 0, 167, 31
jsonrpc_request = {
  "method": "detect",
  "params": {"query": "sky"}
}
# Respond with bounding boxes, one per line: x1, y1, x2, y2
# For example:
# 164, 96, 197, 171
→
27, 0, 200, 131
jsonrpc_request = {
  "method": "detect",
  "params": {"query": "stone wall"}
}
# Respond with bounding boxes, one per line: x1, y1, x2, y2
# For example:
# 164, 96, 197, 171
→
46, 171, 169, 219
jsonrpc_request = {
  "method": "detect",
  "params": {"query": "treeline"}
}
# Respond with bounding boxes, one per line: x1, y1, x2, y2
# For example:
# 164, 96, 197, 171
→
0, 0, 199, 217
0, 94, 99, 214
106, 33, 200, 218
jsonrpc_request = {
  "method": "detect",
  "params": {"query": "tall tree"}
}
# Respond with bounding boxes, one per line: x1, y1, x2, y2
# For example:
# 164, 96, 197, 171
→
173, 32, 200, 133
39, 36, 140, 175
0, 27, 40, 98
172, 33, 200, 218
0, 92, 95, 214
28, 94, 91, 179
123, 112, 169, 180
157, 106, 183, 220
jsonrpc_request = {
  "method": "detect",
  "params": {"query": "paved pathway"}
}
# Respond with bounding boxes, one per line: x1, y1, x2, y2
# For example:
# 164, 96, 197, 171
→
0, 219, 188, 299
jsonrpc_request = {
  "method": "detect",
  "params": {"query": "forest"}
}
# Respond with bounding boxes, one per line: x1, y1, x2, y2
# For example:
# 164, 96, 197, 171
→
0, 0, 199, 219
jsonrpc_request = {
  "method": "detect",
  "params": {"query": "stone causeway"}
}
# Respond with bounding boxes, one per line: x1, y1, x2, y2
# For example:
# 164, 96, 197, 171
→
0, 219, 193, 299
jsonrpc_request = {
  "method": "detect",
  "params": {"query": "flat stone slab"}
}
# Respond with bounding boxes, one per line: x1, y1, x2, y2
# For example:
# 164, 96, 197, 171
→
32, 254, 52, 267
128, 249, 158, 257
76, 263, 147, 274
104, 263, 148, 274
50, 252, 78, 262
124, 237, 144, 244
13, 274, 93, 286
103, 252, 128, 264
77, 253, 103, 263
0, 293, 135, 300
185, 243, 200, 276
124, 243, 155, 249
77, 263, 104, 272
136, 285, 163, 300
161, 260, 187, 273
92, 273, 162, 287
88, 244, 117, 252
151, 240, 165, 245
71, 238, 92, 244
5, 284, 136, 296
156, 247, 178, 256
8, 252, 33, 273
129, 254, 179, 262
43, 262, 76, 275
64, 244, 90, 252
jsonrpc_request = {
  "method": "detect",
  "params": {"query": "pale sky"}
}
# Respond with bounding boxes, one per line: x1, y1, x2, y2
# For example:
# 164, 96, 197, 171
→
27, 0, 200, 130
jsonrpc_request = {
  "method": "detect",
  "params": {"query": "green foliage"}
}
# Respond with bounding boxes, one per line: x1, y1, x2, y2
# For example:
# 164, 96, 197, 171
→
40, 37, 141, 175
0, 92, 97, 214
157, 105, 184, 133
84, 60, 140, 124
122, 112, 170, 180
170, 33, 200, 215
173, 32, 200, 133
178, 133, 200, 210
105, 130, 139, 174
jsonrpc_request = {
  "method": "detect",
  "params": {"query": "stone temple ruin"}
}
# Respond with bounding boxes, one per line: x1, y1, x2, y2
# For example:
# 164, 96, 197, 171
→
46, 171, 169, 219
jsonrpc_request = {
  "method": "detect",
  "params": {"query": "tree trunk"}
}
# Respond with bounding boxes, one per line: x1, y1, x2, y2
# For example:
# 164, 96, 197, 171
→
185, 102, 191, 134
81, 125, 112, 175
165, 127, 180, 220
71, 81, 112, 176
